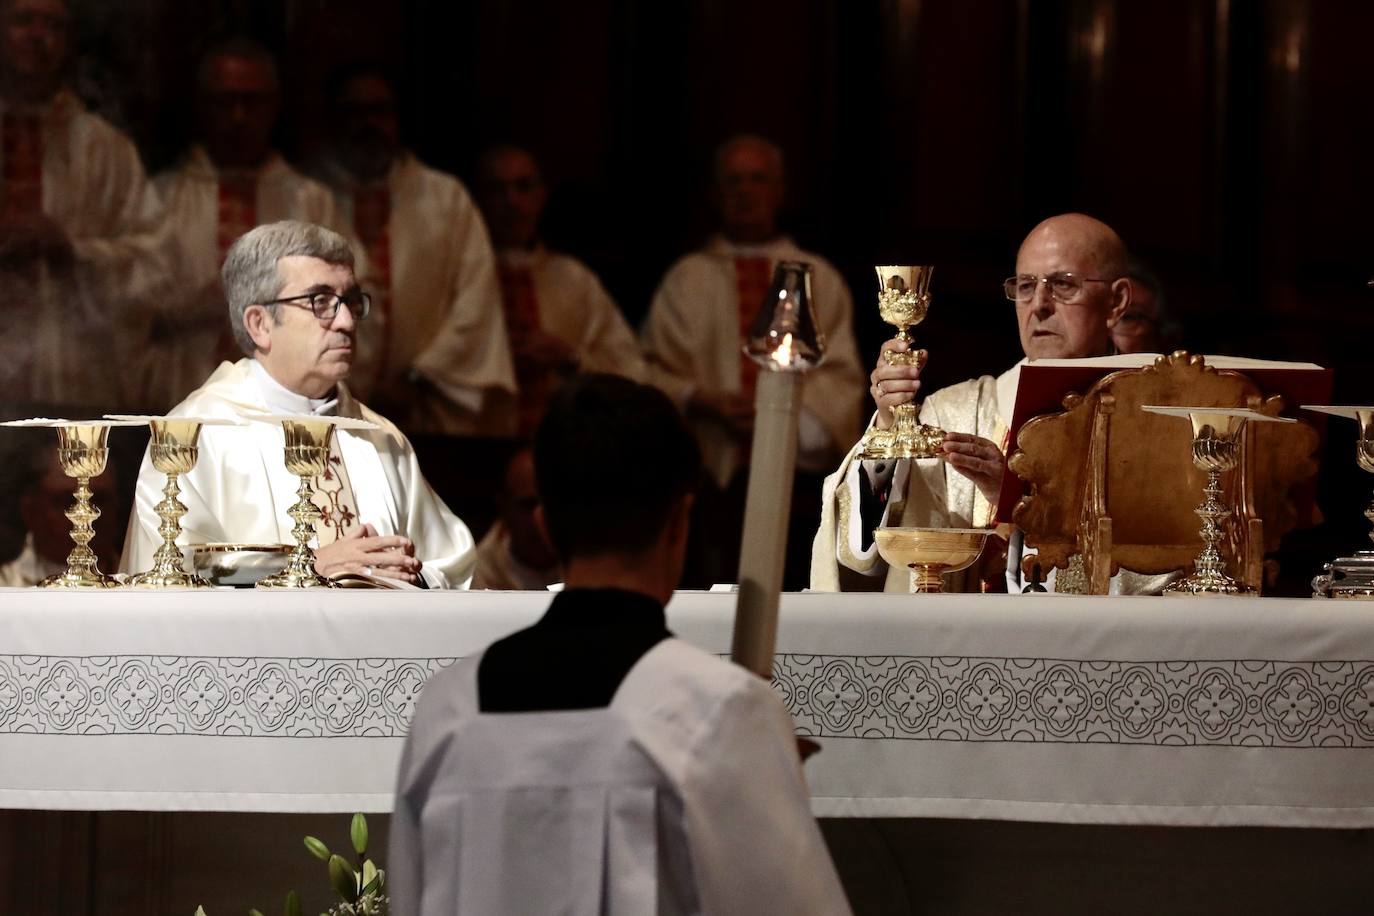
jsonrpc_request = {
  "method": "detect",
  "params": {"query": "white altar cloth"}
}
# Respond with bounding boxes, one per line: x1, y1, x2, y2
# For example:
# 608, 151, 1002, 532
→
3, 590, 1374, 827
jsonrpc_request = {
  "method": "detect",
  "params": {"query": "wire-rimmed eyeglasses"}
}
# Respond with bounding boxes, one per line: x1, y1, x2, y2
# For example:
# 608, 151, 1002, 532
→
1003, 272, 1112, 304
261, 291, 372, 321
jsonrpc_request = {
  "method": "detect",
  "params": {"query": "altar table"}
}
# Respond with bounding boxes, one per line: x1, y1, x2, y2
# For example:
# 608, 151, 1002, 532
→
4, 589, 1374, 828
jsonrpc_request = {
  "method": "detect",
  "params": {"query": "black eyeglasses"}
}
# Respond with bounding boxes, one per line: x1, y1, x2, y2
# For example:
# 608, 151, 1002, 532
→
261, 291, 372, 321
1003, 273, 1113, 304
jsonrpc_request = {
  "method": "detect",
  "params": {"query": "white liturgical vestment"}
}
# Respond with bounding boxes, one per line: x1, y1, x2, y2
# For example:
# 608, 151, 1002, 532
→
0, 91, 168, 411
811, 364, 1017, 593
496, 245, 647, 380
811, 360, 1177, 595
642, 235, 865, 485
119, 359, 475, 588
317, 152, 515, 435
391, 638, 851, 915
136, 147, 340, 409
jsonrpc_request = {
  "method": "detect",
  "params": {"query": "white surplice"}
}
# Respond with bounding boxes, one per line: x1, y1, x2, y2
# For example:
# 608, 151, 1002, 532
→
497, 245, 648, 381
641, 235, 865, 485
134, 147, 340, 409
390, 638, 851, 916
0, 90, 169, 411
119, 358, 475, 588
317, 152, 515, 435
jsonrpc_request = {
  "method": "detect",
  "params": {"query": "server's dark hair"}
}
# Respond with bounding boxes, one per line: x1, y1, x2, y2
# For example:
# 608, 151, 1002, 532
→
534, 374, 701, 559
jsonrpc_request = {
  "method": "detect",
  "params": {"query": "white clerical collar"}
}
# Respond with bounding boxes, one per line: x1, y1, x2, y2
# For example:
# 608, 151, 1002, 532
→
249, 359, 338, 416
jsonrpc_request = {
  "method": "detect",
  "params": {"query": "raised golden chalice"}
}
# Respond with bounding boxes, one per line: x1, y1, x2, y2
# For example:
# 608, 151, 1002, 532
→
874, 527, 990, 594
43, 423, 120, 589
256, 417, 337, 589
860, 266, 946, 460
124, 418, 211, 589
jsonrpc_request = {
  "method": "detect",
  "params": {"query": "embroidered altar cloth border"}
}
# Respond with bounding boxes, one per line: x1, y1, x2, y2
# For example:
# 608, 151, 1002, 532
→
3, 589, 1374, 827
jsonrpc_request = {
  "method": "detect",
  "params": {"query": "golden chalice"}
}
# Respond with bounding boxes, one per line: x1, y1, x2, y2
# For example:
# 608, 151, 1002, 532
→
1157, 410, 1252, 596
42, 424, 120, 589
860, 266, 945, 460
256, 418, 337, 589
874, 527, 989, 593
125, 419, 210, 589
1304, 406, 1374, 598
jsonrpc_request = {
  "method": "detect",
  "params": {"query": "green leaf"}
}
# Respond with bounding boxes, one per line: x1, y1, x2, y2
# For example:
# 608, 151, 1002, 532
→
284, 890, 302, 916
303, 835, 331, 862
361, 859, 379, 893
195, 908, 208, 916
249, 909, 265, 916
350, 812, 368, 856
328, 853, 359, 903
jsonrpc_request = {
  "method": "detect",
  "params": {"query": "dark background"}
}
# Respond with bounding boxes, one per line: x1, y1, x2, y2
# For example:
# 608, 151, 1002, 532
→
53, 0, 1374, 587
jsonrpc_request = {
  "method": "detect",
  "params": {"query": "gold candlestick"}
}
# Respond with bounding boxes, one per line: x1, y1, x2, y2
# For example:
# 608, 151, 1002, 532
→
860, 265, 946, 460
126, 419, 211, 589
257, 418, 337, 589
42, 424, 119, 589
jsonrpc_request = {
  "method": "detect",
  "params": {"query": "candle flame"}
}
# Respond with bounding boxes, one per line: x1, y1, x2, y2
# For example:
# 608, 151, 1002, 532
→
771, 332, 794, 368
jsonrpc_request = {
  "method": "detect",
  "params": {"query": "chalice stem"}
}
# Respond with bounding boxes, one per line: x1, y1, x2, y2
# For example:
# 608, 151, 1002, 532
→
150, 472, 188, 569
910, 565, 943, 593
64, 476, 101, 577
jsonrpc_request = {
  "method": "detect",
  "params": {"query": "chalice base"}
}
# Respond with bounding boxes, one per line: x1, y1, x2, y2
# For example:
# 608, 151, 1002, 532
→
860, 407, 945, 461
1163, 570, 1253, 597
126, 568, 212, 589
39, 568, 120, 589
255, 551, 335, 589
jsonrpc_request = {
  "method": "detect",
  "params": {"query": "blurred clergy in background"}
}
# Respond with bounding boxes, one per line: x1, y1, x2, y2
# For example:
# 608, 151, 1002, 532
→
120, 221, 475, 588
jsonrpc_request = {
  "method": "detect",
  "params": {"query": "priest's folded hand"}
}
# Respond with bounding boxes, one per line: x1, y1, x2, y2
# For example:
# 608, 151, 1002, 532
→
939, 431, 1005, 505
314, 523, 423, 584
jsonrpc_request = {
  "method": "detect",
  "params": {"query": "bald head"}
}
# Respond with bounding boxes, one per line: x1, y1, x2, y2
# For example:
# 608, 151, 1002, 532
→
1012, 213, 1131, 360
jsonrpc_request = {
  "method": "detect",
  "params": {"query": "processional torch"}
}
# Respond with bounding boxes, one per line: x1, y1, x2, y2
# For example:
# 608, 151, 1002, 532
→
731, 261, 825, 678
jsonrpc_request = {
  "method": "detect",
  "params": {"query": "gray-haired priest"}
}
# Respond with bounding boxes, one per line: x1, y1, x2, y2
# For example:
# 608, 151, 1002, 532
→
119, 220, 475, 588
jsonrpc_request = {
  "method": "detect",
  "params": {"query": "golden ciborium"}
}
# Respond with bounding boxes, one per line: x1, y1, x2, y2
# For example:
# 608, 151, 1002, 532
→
257, 417, 337, 590
874, 527, 989, 593
860, 266, 946, 460
43, 424, 120, 588
1304, 406, 1374, 598
124, 419, 211, 589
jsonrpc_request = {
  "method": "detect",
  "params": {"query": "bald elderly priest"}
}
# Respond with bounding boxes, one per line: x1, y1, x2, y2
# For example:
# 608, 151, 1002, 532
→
121, 221, 475, 588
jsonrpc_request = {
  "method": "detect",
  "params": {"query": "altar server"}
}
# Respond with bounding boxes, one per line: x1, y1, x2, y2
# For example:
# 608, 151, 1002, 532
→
136, 38, 340, 409
120, 221, 475, 588
391, 374, 850, 915
0, 0, 168, 412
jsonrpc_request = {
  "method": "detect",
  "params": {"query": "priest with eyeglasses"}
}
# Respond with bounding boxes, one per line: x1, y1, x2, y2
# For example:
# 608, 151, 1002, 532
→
120, 220, 476, 588
812, 212, 1170, 594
